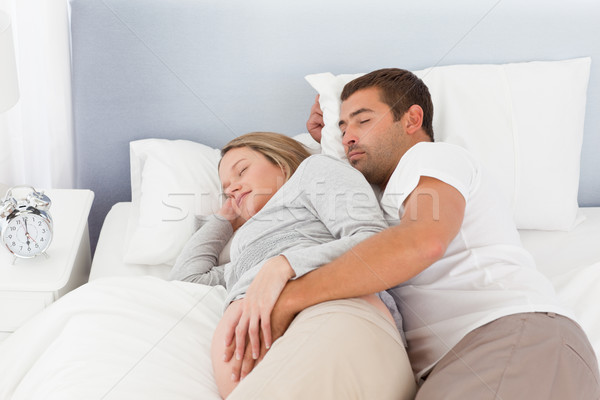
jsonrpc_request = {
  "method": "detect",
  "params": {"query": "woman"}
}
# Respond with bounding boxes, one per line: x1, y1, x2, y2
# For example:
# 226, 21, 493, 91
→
170, 132, 415, 399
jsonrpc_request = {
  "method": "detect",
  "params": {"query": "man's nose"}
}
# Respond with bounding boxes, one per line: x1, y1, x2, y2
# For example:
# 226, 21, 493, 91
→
342, 128, 357, 147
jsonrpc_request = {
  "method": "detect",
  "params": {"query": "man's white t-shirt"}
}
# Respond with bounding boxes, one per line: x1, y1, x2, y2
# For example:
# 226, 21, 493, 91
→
380, 142, 574, 380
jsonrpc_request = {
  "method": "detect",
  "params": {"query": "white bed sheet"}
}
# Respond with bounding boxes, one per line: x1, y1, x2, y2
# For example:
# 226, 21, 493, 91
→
519, 207, 600, 361
519, 208, 600, 279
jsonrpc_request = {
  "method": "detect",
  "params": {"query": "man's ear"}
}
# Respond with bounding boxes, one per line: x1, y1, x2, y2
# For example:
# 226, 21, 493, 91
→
404, 105, 424, 134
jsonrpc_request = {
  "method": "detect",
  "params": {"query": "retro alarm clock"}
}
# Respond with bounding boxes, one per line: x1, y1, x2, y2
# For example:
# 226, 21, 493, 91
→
0, 186, 53, 259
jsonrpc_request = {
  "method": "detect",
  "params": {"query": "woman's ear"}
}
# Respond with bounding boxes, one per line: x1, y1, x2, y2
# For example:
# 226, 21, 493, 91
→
404, 105, 424, 135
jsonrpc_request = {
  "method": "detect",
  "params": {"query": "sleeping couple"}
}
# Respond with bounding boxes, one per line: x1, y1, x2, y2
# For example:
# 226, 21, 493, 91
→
170, 69, 600, 400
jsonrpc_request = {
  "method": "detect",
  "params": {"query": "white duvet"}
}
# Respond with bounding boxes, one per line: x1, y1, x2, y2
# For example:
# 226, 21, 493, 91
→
0, 277, 226, 400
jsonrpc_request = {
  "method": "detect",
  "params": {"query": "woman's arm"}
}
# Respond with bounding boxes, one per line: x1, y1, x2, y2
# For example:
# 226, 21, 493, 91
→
168, 214, 233, 286
281, 155, 388, 278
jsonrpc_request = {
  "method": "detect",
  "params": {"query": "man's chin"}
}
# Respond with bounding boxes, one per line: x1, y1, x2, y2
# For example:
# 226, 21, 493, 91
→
348, 157, 364, 170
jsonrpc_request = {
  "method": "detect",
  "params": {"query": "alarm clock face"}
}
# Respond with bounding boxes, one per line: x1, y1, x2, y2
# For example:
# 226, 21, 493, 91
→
2, 212, 52, 258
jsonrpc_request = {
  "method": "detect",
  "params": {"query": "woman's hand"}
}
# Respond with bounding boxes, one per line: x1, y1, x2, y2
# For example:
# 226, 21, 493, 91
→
225, 256, 295, 362
222, 280, 300, 382
217, 197, 245, 231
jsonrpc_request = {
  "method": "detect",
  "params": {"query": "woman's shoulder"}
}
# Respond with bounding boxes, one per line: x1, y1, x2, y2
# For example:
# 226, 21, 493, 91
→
298, 154, 354, 173
290, 154, 366, 189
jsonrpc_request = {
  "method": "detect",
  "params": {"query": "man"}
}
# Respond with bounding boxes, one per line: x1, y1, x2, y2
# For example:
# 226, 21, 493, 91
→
228, 68, 600, 399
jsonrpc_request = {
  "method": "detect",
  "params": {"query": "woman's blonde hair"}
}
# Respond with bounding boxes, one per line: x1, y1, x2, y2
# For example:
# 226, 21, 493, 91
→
221, 132, 311, 180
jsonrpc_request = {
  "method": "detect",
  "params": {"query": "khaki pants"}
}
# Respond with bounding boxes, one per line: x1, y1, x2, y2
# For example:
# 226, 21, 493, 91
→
417, 312, 600, 400
228, 298, 416, 400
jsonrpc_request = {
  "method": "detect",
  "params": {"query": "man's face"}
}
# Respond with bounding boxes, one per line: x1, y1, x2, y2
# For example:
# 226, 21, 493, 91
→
339, 87, 408, 189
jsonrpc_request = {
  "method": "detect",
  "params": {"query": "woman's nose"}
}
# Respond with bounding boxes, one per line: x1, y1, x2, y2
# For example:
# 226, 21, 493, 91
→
225, 182, 241, 197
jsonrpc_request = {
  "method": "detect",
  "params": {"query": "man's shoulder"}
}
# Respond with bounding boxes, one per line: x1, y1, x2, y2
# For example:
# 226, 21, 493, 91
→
387, 141, 479, 202
403, 141, 471, 159
396, 142, 476, 172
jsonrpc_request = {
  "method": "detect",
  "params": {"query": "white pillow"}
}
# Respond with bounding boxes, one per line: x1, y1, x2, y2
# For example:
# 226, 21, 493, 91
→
305, 57, 591, 231
304, 73, 363, 159
125, 134, 319, 266
293, 132, 322, 155
125, 139, 222, 265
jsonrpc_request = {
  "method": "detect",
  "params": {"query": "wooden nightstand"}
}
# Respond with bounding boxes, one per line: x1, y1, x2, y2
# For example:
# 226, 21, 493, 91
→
0, 189, 94, 342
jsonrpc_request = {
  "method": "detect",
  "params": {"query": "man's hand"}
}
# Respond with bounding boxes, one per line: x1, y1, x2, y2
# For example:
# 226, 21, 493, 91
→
306, 94, 324, 143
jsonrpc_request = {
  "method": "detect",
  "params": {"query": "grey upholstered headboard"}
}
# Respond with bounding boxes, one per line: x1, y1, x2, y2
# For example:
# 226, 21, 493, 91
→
70, 0, 600, 253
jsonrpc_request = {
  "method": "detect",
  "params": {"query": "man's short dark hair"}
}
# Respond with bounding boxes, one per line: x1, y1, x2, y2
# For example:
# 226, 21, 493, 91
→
341, 68, 434, 141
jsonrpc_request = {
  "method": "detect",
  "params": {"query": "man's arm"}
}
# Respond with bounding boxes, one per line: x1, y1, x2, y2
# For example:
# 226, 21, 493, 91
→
273, 175, 466, 332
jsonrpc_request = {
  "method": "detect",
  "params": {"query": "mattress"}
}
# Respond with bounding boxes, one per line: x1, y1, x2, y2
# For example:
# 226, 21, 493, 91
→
89, 202, 172, 281
519, 208, 600, 278
518, 207, 600, 354
93, 203, 600, 280
91, 203, 600, 359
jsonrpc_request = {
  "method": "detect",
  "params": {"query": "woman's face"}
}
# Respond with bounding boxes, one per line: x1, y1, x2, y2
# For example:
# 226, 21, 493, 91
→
219, 146, 286, 221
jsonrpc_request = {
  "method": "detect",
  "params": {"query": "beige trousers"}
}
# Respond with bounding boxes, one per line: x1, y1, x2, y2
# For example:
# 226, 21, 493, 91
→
228, 298, 416, 400
416, 312, 600, 400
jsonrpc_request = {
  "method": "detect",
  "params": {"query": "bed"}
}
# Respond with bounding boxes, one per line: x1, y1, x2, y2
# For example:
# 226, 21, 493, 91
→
1, 0, 600, 398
